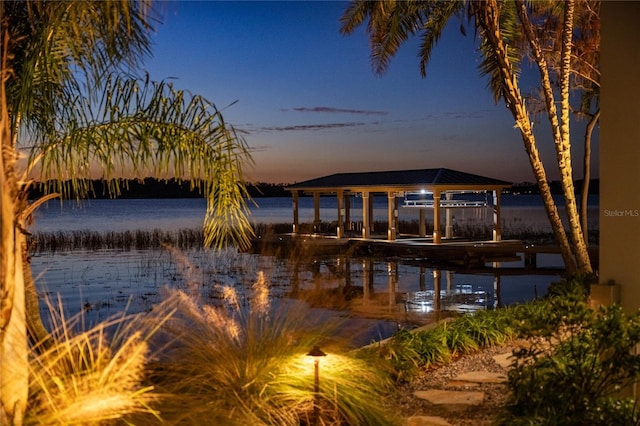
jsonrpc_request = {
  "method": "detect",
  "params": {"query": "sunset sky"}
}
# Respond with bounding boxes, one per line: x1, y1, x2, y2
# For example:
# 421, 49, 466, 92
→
146, 1, 598, 184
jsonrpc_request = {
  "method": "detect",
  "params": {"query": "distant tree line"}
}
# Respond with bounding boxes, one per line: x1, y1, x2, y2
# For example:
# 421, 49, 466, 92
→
510, 179, 599, 196
27, 177, 599, 200
27, 178, 290, 199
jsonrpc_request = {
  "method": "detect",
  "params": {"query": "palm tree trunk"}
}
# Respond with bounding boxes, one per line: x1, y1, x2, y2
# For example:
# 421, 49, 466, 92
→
580, 110, 599, 245
0, 226, 28, 426
473, 0, 579, 274
18, 193, 60, 350
1, 55, 28, 424
517, 124, 578, 274
556, 0, 593, 274
523, 136, 578, 275
514, 0, 593, 274
24, 251, 52, 349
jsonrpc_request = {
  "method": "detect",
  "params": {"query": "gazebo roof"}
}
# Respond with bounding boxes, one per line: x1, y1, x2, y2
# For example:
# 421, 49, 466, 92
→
286, 168, 511, 193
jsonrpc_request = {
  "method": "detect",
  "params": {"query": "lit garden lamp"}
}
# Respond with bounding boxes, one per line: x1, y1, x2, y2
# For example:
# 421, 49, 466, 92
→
307, 346, 326, 425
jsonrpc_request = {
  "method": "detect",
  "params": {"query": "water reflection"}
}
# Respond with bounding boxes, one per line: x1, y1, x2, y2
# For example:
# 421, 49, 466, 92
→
281, 255, 532, 326
31, 249, 555, 329
403, 286, 493, 314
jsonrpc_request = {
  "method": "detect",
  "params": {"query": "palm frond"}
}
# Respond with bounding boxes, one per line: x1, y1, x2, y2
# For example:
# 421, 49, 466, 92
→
369, 1, 422, 76
339, 0, 373, 36
4, 0, 157, 140
342, 1, 466, 78
30, 75, 255, 250
417, 0, 466, 77
475, 0, 523, 103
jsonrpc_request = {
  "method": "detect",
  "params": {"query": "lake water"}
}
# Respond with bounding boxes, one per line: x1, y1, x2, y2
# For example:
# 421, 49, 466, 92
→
32, 194, 600, 233
29, 195, 599, 343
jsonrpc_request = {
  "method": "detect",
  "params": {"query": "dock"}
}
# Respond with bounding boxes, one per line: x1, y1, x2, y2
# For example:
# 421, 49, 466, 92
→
250, 233, 599, 273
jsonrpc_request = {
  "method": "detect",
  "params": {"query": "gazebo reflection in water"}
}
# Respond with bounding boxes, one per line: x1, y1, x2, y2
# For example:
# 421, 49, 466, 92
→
285, 255, 517, 325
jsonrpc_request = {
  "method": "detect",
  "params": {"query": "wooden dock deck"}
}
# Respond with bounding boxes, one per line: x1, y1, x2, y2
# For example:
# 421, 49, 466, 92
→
250, 233, 599, 272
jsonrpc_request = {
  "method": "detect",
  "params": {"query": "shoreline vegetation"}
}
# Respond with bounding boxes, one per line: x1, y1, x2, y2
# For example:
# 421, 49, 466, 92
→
28, 220, 600, 253
24, 203, 603, 424
26, 177, 600, 200
25, 213, 612, 425
26, 268, 640, 425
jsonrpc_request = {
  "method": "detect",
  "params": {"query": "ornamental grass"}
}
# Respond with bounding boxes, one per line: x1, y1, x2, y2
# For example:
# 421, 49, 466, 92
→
141, 265, 400, 425
26, 296, 171, 425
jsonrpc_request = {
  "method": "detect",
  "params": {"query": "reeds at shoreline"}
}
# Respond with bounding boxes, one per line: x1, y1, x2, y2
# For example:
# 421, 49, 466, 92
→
29, 228, 206, 252
29, 219, 599, 253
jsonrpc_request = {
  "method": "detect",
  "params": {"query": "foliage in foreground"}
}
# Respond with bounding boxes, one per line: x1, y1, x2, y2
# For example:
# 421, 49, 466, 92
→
25, 297, 171, 425
28, 254, 638, 426
496, 276, 640, 426
361, 274, 640, 425
360, 308, 517, 383
145, 271, 399, 426
27, 266, 400, 425
3, 1, 254, 421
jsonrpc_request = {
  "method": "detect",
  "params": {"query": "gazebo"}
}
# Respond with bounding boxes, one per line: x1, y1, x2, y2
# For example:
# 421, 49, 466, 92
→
285, 168, 511, 244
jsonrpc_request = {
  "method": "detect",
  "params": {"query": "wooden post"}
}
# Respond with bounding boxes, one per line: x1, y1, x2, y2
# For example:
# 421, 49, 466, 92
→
419, 190, 428, 237
433, 190, 441, 244
492, 190, 502, 242
336, 190, 344, 238
292, 191, 299, 234
419, 208, 426, 237
388, 261, 397, 308
344, 193, 351, 231
387, 192, 396, 240
493, 273, 502, 308
362, 258, 372, 299
313, 192, 320, 233
369, 193, 375, 233
433, 269, 441, 311
445, 192, 453, 239
362, 191, 370, 239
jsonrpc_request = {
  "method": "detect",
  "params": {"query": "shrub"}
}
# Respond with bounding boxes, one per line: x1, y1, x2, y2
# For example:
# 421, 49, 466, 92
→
360, 329, 423, 382
449, 309, 515, 348
496, 303, 640, 425
588, 398, 640, 426
443, 320, 479, 355
409, 326, 453, 368
545, 273, 596, 300
369, 307, 517, 384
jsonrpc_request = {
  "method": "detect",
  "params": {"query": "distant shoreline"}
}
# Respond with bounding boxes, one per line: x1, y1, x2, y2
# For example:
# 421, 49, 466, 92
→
28, 177, 599, 200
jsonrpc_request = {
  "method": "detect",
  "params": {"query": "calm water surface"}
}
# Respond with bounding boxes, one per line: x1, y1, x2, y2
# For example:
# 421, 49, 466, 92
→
29, 196, 598, 342
32, 195, 600, 233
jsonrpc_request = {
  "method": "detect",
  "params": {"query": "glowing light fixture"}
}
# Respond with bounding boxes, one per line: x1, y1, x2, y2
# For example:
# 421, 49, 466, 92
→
307, 346, 326, 425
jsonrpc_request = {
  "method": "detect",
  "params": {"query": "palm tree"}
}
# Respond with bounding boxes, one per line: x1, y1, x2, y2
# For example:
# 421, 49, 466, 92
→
340, 0, 596, 275
1, 1, 254, 423
530, 1, 600, 244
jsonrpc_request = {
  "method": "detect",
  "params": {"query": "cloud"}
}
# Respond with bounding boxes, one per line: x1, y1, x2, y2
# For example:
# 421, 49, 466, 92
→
261, 122, 368, 132
247, 144, 271, 153
423, 110, 493, 120
291, 106, 388, 116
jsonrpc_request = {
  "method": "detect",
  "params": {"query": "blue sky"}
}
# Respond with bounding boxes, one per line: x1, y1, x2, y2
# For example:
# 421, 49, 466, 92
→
145, 1, 598, 184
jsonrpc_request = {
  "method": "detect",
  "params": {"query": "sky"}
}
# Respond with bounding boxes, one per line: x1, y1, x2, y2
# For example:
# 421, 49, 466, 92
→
144, 0, 599, 185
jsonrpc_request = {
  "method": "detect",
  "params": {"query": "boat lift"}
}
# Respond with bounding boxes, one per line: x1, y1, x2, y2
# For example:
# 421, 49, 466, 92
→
402, 190, 489, 209
401, 190, 491, 239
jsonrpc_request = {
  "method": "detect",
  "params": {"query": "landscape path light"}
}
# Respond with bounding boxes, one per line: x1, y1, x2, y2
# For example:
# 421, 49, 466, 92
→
307, 346, 326, 426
